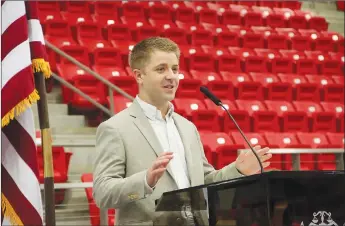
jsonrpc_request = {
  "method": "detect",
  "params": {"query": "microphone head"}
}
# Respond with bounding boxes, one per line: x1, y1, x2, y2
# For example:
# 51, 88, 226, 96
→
199, 86, 208, 94
200, 86, 221, 106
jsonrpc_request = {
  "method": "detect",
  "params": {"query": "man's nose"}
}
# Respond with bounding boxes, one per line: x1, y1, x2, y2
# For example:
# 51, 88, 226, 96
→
166, 69, 178, 80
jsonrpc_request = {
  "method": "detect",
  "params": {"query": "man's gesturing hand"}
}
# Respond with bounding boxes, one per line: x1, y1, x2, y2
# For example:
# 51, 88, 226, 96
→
146, 152, 174, 188
235, 145, 272, 176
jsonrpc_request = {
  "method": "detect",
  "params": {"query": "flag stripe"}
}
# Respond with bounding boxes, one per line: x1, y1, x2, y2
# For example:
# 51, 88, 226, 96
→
29, 41, 46, 60
2, 166, 43, 225
16, 107, 36, 145
28, 19, 44, 44
1, 132, 43, 220
1, 1, 26, 35
1, 15, 28, 61
25, 1, 39, 20
2, 118, 39, 179
1, 66, 35, 118
1, 39, 32, 89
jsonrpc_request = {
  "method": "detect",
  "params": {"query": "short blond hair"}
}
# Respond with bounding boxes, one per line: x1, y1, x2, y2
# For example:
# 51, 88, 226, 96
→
129, 37, 180, 70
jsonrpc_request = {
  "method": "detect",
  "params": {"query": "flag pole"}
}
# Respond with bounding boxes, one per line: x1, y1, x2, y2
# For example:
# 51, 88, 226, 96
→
34, 71, 56, 226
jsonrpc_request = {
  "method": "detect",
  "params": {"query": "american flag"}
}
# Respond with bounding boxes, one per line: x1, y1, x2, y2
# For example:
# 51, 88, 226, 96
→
1, 1, 50, 225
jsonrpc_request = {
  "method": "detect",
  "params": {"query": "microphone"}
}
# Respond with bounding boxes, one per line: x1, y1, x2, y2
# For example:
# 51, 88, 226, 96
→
200, 86, 264, 174
200, 86, 222, 106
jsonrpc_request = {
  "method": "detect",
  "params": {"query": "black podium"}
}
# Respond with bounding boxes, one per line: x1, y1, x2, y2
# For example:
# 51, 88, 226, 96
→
155, 171, 345, 226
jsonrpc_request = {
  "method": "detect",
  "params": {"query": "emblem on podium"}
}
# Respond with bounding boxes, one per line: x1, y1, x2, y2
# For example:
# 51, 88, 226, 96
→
300, 211, 338, 226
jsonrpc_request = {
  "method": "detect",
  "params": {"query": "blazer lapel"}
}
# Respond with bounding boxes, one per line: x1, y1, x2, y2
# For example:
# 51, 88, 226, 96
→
172, 113, 197, 186
128, 100, 175, 181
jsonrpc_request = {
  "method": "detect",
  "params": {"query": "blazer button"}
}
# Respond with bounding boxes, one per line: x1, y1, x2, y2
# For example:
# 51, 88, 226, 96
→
176, 217, 182, 225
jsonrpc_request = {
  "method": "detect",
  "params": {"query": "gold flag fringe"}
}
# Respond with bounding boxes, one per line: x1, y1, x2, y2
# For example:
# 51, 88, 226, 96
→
32, 58, 51, 78
1, 89, 40, 128
1, 193, 24, 226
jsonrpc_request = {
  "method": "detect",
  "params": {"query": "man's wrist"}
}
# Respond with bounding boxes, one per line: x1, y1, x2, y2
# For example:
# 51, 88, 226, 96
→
144, 171, 155, 196
236, 167, 245, 176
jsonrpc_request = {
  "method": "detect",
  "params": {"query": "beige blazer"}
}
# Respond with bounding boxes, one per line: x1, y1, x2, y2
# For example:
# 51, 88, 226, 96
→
93, 100, 243, 226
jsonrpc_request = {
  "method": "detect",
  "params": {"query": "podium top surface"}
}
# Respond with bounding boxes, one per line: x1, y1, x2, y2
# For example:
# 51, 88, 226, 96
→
162, 170, 345, 196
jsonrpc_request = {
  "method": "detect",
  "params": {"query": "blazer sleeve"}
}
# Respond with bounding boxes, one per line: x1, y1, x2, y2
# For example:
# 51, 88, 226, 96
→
193, 125, 243, 184
93, 122, 149, 209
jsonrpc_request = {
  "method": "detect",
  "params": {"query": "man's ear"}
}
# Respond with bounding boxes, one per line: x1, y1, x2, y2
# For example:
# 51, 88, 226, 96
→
132, 69, 142, 84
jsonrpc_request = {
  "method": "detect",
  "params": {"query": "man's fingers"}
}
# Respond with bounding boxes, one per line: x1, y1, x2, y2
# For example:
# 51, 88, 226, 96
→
151, 167, 167, 176
260, 153, 272, 162
244, 145, 262, 157
156, 152, 174, 161
158, 151, 174, 157
152, 159, 170, 170
157, 152, 174, 159
262, 161, 271, 168
157, 154, 174, 161
257, 147, 270, 156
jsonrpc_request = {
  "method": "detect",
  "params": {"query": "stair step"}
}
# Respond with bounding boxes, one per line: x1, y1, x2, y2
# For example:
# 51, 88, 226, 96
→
56, 219, 91, 226
51, 135, 95, 147
302, 1, 337, 10
301, 1, 344, 35
33, 103, 68, 116
313, 2, 337, 11
46, 88, 63, 104
35, 115, 86, 129
42, 187, 91, 225
54, 205, 91, 226
51, 127, 97, 135
66, 147, 96, 174
329, 23, 344, 34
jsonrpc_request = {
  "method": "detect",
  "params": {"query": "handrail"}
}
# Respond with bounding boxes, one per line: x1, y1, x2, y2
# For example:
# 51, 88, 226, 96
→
45, 40, 135, 115
239, 148, 344, 171
52, 73, 112, 116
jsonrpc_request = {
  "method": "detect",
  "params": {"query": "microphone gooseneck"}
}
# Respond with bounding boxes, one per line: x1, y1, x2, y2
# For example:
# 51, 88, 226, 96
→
219, 103, 264, 174
200, 86, 264, 174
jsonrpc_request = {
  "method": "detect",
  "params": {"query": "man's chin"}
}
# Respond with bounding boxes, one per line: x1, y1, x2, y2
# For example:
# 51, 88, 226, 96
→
163, 92, 176, 102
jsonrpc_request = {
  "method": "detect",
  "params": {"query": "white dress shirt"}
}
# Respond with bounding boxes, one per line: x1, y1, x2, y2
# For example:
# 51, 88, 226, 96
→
136, 96, 191, 192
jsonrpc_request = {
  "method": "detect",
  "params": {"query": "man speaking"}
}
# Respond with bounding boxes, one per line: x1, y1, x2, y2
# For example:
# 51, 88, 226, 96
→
93, 37, 272, 225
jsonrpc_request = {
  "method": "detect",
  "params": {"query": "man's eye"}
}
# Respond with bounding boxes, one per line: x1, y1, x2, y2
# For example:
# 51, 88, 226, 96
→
172, 68, 179, 73
157, 68, 165, 72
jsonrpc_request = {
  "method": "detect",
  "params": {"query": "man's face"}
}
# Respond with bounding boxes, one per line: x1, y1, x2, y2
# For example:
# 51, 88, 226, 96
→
136, 50, 179, 105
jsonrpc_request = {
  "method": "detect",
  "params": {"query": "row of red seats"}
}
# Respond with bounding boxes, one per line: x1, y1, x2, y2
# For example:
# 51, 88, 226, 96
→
62, 66, 344, 107
38, 0, 302, 16
200, 131, 344, 170
175, 72, 344, 103
52, 44, 343, 83
43, 13, 343, 54
108, 96, 344, 133
173, 99, 344, 133
40, 1, 325, 33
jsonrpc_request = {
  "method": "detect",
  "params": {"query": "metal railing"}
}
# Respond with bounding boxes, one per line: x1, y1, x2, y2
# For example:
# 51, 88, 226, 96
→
51, 72, 112, 116
238, 148, 345, 171
45, 40, 135, 116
